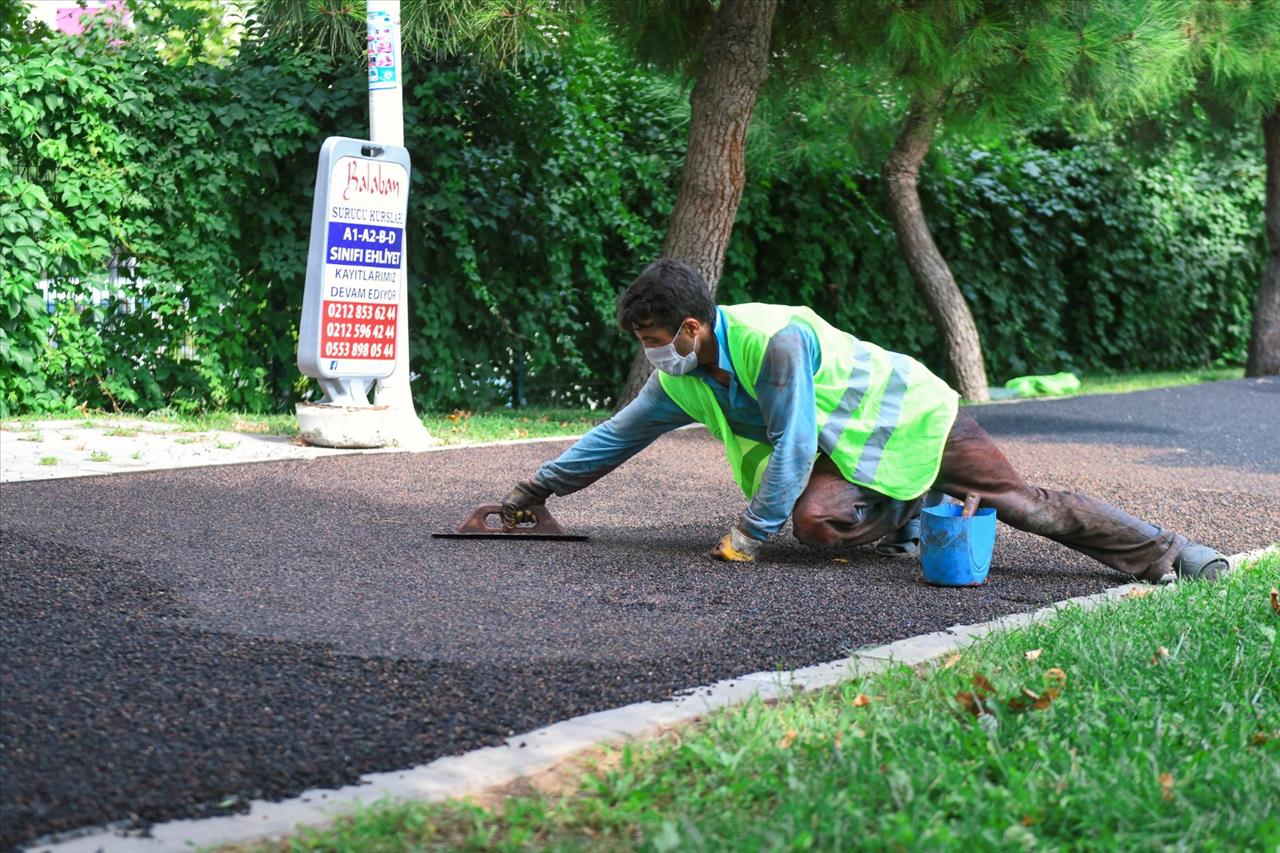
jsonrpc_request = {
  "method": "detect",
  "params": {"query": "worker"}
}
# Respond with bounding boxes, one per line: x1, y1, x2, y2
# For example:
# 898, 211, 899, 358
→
502, 259, 1228, 583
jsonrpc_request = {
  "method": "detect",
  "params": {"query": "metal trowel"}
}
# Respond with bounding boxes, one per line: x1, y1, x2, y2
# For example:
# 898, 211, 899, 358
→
432, 503, 588, 541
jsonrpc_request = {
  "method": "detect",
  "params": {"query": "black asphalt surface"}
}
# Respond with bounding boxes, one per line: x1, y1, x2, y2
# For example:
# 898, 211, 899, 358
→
2, 378, 1278, 849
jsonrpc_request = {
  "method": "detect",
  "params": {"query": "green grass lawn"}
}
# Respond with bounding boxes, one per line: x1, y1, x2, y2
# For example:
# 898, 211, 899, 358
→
242, 549, 1280, 852
1073, 366, 1243, 397
0, 406, 605, 444
3, 367, 1246, 447
420, 408, 608, 445
0, 406, 301, 436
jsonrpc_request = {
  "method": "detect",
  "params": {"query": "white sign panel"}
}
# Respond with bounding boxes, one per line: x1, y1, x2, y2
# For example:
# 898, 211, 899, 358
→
298, 137, 410, 381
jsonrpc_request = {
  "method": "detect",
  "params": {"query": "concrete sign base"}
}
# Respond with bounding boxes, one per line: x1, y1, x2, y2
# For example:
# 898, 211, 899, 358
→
296, 403, 435, 450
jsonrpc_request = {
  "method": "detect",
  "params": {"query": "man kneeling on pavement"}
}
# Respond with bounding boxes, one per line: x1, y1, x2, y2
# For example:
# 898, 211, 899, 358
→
502, 259, 1227, 583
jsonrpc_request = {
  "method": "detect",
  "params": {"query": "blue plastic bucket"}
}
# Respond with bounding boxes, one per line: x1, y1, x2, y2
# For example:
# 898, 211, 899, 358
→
920, 504, 997, 586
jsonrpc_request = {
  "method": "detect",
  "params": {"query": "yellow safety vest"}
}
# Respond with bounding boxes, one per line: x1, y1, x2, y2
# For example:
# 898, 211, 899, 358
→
658, 303, 958, 500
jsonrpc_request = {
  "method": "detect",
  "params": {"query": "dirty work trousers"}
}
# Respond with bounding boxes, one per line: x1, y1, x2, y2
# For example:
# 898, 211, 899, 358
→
791, 410, 1188, 582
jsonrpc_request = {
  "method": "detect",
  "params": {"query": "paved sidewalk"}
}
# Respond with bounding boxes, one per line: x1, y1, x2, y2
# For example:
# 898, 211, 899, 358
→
0, 418, 389, 483
2, 379, 1277, 850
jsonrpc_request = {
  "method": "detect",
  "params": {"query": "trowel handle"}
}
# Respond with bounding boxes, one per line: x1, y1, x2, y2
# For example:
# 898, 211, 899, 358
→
460, 502, 541, 532
455, 503, 568, 536
961, 493, 980, 518
495, 503, 551, 530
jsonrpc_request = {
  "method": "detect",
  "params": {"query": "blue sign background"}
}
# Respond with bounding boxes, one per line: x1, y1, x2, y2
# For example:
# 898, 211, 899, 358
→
325, 222, 403, 269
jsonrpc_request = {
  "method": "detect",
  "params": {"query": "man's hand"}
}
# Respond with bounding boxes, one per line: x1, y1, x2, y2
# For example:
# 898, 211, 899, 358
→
708, 526, 764, 562
501, 480, 551, 527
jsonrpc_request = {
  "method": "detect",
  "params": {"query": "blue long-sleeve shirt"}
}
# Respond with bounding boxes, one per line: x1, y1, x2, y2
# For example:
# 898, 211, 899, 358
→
533, 308, 821, 541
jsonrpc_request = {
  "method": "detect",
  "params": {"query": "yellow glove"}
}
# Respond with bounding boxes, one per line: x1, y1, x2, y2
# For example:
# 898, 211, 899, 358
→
708, 526, 764, 562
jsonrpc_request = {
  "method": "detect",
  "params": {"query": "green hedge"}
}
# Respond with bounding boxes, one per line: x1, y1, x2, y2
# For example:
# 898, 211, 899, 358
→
724, 130, 1263, 381
0, 29, 1263, 417
0, 34, 336, 414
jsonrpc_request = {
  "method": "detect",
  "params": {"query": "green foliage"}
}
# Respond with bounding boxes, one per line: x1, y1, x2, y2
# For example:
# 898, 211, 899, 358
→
0, 24, 685, 416
248, 0, 578, 68
0, 22, 1263, 416
1187, 0, 1280, 120
402, 35, 686, 409
125, 0, 248, 65
759, 0, 1196, 142
595, 0, 719, 77
723, 125, 1263, 379
0, 0, 50, 52
0, 27, 334, 416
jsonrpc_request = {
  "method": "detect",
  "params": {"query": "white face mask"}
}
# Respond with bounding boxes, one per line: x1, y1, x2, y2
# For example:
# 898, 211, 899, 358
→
644, 324, 699, 375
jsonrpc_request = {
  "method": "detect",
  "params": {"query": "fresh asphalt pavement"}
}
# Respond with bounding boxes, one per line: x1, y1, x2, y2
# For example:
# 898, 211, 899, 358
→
2, 379, 1277, 849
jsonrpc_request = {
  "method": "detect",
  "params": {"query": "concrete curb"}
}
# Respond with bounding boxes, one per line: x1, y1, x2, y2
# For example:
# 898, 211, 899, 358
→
30, 545, 1275, 853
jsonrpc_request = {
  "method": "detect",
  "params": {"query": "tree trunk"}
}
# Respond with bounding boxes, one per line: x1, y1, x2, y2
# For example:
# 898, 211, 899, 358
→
1247, 104, 1280, 377
881, 95, 990, 402
617, 0, 777, 406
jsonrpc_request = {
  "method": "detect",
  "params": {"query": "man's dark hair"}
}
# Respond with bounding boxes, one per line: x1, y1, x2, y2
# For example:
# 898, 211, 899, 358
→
616, 259, 715, 334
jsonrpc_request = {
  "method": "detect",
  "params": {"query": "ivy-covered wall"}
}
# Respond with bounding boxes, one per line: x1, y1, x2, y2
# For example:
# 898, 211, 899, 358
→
0, 30, 1264, 416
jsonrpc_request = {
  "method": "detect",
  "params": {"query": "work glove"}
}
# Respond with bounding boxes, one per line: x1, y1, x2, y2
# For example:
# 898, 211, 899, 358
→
501, 478, 552, 527
708, 525, 764, 562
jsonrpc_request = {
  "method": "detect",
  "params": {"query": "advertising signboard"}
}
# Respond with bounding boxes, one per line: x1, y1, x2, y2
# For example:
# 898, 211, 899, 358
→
298, 137, 410, 387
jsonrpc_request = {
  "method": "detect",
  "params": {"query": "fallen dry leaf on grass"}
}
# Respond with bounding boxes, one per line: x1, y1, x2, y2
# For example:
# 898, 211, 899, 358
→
1008, 684, 1061, 713
1123, 587, 1154, 599
851, 694, 873, 707
941, 653, 961, 670
1008, 692, 1033, 713
1160, 772, 1175, 801
1024, 648, 1042, 661
1271, 588, 1280, 616
957, 674, 998, 716
1150, 646, 1170, 665
1032, 688, 1060, 711
778, 729, 797, 749
957, 670, 1060, 717
956, 691, 985, 717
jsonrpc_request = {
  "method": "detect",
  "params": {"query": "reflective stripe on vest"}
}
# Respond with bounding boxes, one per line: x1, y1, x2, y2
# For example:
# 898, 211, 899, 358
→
853, 352, 913, 484
817, 343, 873, 456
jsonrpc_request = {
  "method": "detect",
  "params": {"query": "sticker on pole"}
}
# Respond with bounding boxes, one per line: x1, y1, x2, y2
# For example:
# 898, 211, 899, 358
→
367, 7, 399, 91
298, 137, 410, 381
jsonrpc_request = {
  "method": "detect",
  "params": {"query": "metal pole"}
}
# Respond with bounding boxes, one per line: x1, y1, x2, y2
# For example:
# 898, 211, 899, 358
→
367, 0, 432, 448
